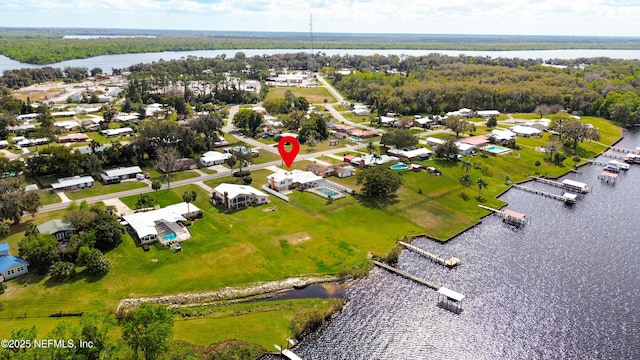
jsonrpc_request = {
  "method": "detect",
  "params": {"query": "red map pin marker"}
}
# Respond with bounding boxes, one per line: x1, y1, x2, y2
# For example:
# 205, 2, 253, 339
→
278, 136, 300, 168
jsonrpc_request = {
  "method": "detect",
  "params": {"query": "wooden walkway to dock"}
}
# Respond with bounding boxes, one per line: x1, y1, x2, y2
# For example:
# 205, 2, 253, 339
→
530, 176, 564, 189
398, 241, 461, 268
610, 146, 640, 154
511, 184, 567, 202
371, 260, 441, 290
588, 159, 609, 167
601, 152, 627, 160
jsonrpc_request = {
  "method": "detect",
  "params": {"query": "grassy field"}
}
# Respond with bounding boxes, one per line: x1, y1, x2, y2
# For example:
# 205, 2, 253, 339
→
65, 180, 148, 200
0, 114, 623, 350
37, 189, 62, 205
265, 86, 335, 104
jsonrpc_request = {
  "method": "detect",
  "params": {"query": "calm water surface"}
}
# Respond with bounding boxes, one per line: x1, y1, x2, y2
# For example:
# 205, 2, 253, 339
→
2, 49, 640, 75
289, 130, 640, 359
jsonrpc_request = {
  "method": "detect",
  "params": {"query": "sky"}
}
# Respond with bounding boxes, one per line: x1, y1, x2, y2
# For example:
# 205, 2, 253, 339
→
1, 0, 639, 37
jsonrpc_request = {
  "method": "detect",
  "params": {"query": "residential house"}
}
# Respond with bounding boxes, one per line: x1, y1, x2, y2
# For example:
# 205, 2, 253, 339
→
490, 129, 516, 142
0, 243, 29, 281
176, 158, 198, 170
37, 220, 77, 241
306, 163, 335, 177
386, 148, 432, 160
267, 170, 323, 191
348, 129, 379, 138
122, 203, 201, 245
199, 151, 231, 167
50, 175, 94, 191
211, 183, 270, 210
227, 146, 259, 158
101, 127, 134, 137
510, 125, 542, 137
460, 135, 490, 147
100, 166, 143, 184
476, 110, 501, 119
0, 140, 8, 149
114, 114, 140, 122
350, 154, 399, 168
54, 121, 82, 130
57, 133, 90, 143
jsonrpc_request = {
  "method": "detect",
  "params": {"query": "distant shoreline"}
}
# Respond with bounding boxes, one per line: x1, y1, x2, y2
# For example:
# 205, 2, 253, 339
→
1, 28, 640, 65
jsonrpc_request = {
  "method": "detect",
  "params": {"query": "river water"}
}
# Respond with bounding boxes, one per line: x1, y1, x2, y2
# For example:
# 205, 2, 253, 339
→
284, 130, 640, 360
2, 49, 640, 75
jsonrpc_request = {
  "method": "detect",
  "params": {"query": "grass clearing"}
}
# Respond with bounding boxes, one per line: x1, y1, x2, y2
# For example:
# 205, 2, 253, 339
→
265, 86, 335, 103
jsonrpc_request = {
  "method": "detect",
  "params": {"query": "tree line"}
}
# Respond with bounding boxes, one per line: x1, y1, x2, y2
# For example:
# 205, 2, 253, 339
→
330, 54, 640, 126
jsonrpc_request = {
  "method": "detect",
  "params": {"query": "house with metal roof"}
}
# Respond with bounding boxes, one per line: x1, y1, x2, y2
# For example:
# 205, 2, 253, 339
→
50, 175, 94, 191
0, 243, 29, 281
37, 219, 77, 241
100, 166, 143, 184
211, 183, 270, 210
199, 151, 231, 167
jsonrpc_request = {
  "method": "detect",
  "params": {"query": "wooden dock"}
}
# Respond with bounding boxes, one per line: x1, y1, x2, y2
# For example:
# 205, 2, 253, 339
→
398, 241, 461, 268
371, 260, 441, 290
273, 345, 303, 360
601, 152, 627, 160
478, 205, 527, 226
530, 176, 564, 189
610, 146, 640, 154
598, 171, 618, 184
512, 184, 567, 202
588, 159, 609, 167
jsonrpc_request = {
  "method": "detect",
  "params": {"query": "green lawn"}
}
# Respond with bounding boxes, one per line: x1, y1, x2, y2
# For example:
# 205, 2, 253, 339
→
0, 116, 623, 350
38, 189, 62, 205
65, 181, 148, 200
265, 86, 335, 104
120, 188, 183, 209
143, 168, 201, 183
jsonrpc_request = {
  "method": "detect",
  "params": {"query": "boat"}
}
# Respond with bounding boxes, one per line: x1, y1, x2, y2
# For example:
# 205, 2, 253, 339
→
624, 153, 640, 164
603, 164, 621, 173
608, 160, 630, 170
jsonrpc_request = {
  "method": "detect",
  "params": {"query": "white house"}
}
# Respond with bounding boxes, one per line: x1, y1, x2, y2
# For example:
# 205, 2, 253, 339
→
199, 151, 231, 167
426, 137, 445, 147
387, 147, 432, 160
510, 125, 542, 137
267, 170, 323, 191
455, 142, 476, 156
122, 203, 201, 245
0, 243, 29, 281
101, 127, 134, 137
212, 183, 270, 210
491, 129, 516, 142
114, 114, 140, 122
350, 154, 399, 168
476, 110, 501, 118
101, 166, 143, 184
50, 175, 94, 191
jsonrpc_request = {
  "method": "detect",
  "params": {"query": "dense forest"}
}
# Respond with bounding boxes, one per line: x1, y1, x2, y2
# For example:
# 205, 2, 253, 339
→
2, 28, 640, 64
330, 54, 640, 125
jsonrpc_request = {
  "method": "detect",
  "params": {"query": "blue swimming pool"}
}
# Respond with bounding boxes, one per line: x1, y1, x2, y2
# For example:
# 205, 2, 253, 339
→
350, 136, 361, 141
485, 145, 511, 154
316, 187, 339, 197
390, 163, 409, 170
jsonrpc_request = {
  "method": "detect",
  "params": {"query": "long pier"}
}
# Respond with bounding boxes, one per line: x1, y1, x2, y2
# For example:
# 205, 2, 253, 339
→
601, 152, 627, 160
371, 260, 441, 290
530, 176, 564, 189
511, 184, 567, 202
398, 241, 461, 268
610, 146, 640, 154
588, 159, 609, 166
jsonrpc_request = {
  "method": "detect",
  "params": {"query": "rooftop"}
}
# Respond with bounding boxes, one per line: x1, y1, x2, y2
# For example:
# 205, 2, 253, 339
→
37, 219, 74, 235
213, 183, 269, 200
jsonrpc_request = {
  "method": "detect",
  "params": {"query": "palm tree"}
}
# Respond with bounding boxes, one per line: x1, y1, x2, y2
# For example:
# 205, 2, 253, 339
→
182, 190, 197, 215
459, 173, 472, 188
152, 180, 162, 205
461, 160, 472, 174
366, 140, 375, 154
476, 178, 488, 194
